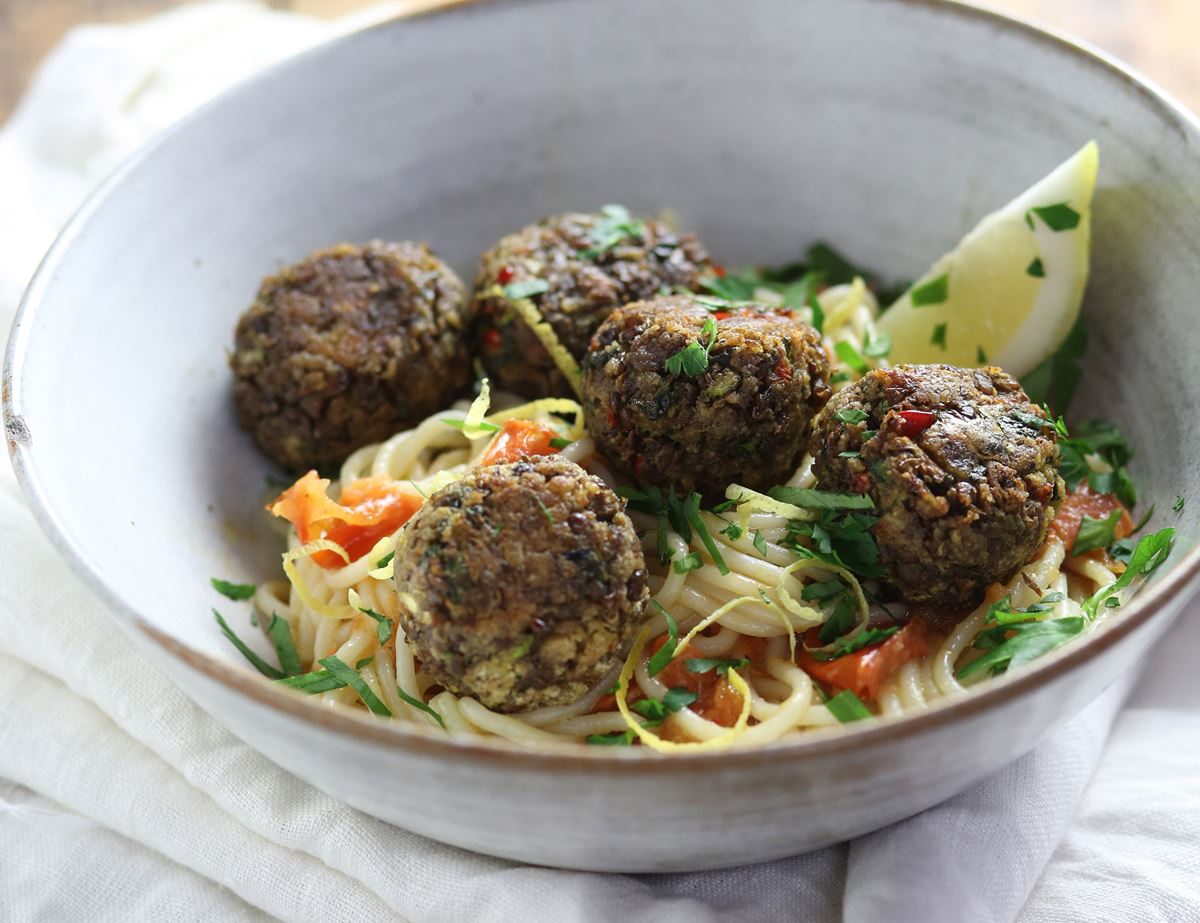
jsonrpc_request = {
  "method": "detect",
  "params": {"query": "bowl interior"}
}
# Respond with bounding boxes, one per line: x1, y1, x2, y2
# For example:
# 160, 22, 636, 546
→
7, 0, 1200, 705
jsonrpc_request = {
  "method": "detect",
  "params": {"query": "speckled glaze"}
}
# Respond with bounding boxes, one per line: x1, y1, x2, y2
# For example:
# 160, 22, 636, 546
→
6, 0, 1200, 872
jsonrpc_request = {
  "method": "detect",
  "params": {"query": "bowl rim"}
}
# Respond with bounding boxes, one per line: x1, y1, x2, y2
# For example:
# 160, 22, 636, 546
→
6, 0, 1200, 772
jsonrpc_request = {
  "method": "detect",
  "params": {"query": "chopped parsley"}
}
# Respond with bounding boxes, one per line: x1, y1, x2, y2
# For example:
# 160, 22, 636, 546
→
632, 686, 698, 726
319, 655, 391, 717
1026, 202, 1081, 231
834, 341, 869, 375
957, 617, 1084, 682
665, 316, 718, 376
374, 551, 394, 570
1058, 416, 1137, 506
910, 273, 949, 308
673, 552, 703, 574
685, 656, 750, 676
646, 602, 679, 677
277, 667, 346, 694
442, 418, 501, 434
549, 437, 573, 450
587, 730, 636, 745
619, 485, 729, 575
1026, 257, 1046, 278
720, 521, 744, 541
863, 329, 891, 358
930, 322, 948, 350
1082, 527, 1174, 618
396, 687, 446, 727
534, 496, 555, 524
976, 345, 988, 364
768, 485, 875, 511
503, 278, 550, 301
812, 625, 898, 662
211, 578, 256, 601
825, 690, 872, 723
1073, 510, 1122, 556
1174, 496, 1186, 513
213, 609, 285, 680
752, 530, 769, 557
834, 408, 869, 425
265, 613, 302, 676
354, 604, 394, 647
786, 510, 885, 579
580, 204, 646, 259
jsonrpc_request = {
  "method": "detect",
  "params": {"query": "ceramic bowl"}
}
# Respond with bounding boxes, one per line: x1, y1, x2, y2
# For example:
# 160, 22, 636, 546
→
6, 0, 1200, 872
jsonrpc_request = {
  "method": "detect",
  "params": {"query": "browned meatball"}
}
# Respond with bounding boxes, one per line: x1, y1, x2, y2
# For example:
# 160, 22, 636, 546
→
809, 364, 1064, 610
471, 209, 710, 398
581, 295, 832, 501
231, 241, 471, 471
393, 455, 647, 712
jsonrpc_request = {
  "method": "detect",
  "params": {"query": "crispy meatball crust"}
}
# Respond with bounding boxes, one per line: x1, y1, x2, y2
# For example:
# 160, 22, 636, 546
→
810, 364, 1064, 610
393, 455, 648, 712
582, 296, 832, 501
471, 211, 710, 398
231, 241, 471, 471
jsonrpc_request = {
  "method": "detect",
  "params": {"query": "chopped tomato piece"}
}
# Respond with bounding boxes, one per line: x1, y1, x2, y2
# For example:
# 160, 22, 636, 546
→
268, 472, 423, 568
496, 265, 515, 285
479, 418, 563, 466
798, 618, 929, 702
649, 637, 745, 727
1048, 484, 1133, 553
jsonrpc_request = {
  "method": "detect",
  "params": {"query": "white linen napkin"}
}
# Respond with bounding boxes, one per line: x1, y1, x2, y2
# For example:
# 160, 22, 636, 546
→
2, 5, 1198, 920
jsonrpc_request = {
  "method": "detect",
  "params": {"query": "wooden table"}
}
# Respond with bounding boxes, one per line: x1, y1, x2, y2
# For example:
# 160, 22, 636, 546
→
2, 1, 1198, 121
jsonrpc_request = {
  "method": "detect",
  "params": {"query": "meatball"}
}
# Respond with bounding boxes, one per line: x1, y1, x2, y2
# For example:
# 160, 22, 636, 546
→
471, 210, 710, 398
809, 364, 1064, 610
581, 295, 832, 500
393, 455, 647, 712
231, 241, 471, 471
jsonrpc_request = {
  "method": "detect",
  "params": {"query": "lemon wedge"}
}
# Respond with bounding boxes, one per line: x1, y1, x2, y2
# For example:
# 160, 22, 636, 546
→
878, 141, 1098, 375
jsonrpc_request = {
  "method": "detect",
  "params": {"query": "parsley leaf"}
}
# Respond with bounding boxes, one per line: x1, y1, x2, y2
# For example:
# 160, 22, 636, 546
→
1073, 510, 1122, 556
662, 686, 699, 712
834, 341, 869, 375
685, 656, 750, 675
720, 521, 744, 541
1026, 257, 1046, 278
673, 552, 703, 574
213, 609, 285, 680
211, 578, 256, 601
319, 655, 391, 716
549, 437, 573, 449
665, 316, 718, 377
396, 687, 446, 727
957, 617, 1085, 681
580, 203, 646, 259
265, 613, 302, 676
646, 603, 679, 677
503, 279, 550, 300
911, 273, 949, 308
1027, 202, 1081, 231
863, 329, 891, 358
811, 626, 898, 662
1083, 528, 1175, 618
1174, 496, 1186, 513
825, 690, 872, 722
587, 730, 636, 746
752, 530, 768, 557
768, 485, 875, 511
834, 408, 869, 425
374, 551, 394, 570
930, 322, 948, 350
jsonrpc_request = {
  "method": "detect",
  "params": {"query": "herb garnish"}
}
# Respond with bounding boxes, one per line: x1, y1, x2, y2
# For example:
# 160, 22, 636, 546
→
211, 578, 256, 601
665, 316, 718, 376
910, 273, 949, 308
673, 552, 703, 574
834, 341, 869, 375
834, 408, 869, 425
587, 730, 636, 746
1174, 496, 1186, 513
811, 626, 898, 662
768, 485, 875, 511
1057, 416, 1137, 506
265, 613, 302, 676
685, 656, 750, 676
213, 609, 285, 680
580, 204, 646, 259
825, 690, 872, 722
957, 617, 1084, 681
319, 655, 391, 716
549, 437, 573, 449
720, 521, 744, 541
1026, 203, 1081, 231
931, 322, 948, 350
442, 418, 501, 434
863, 329, 891, 358
1073, 510, 1122, 556
618, 485, 729, 575
1026, 257, 1046, 278
1082, 528, 1174, 618
632, 686, 699, 726
977, 346, 988, 364
374, 551, 395, 570
646, 602, 679, 677
503, 278, 550, 301
396, 687, 446, 727
785, 510, 885, 578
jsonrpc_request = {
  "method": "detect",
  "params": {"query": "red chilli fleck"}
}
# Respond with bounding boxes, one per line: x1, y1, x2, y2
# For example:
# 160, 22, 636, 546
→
896, 409, 936, 438
711, 265, 727, 278
482, 328, 503, 350
497, 265, 515, 285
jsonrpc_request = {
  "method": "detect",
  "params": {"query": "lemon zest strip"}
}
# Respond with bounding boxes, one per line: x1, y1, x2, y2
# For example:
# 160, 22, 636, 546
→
282, 540, 353, 619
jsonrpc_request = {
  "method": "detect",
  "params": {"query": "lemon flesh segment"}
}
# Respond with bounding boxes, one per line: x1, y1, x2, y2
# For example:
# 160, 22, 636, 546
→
878, 141, 1098, 376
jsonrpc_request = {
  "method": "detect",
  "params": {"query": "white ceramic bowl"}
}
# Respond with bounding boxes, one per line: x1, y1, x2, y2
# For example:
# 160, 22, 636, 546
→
6, 0, 1200, 872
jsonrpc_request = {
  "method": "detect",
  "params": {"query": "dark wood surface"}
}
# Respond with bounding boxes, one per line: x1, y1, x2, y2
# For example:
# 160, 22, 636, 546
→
2, 1, 1198, 121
